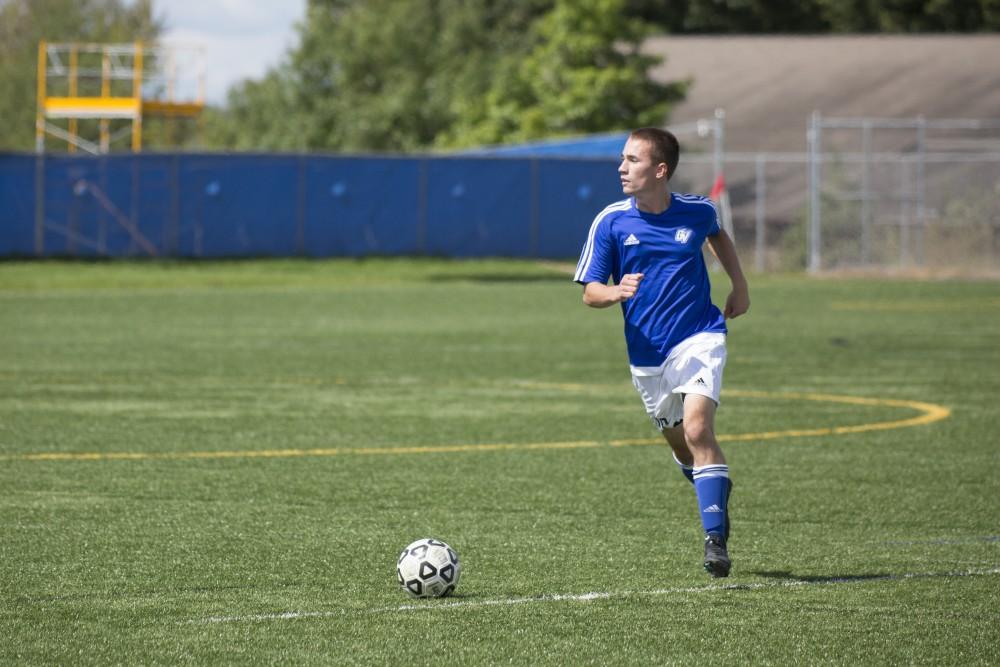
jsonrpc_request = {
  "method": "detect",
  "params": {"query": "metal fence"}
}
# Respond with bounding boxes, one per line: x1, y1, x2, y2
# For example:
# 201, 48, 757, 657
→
672, 115, 1000, 274
805, 114, 1000, 273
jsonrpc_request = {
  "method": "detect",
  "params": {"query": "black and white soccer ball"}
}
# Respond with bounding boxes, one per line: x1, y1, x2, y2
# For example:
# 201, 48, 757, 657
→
396, 538, 461, 599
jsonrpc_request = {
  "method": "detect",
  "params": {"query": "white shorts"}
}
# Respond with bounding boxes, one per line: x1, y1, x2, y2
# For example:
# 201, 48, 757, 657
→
630, 332, 727, 431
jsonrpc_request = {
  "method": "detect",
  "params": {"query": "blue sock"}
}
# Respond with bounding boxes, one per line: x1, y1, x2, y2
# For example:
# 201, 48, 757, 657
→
672, 451, 695, 485
693, 465, 730, 538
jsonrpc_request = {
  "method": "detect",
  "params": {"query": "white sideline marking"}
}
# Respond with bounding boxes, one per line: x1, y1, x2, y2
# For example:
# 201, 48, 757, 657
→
189, 566, 1000, 625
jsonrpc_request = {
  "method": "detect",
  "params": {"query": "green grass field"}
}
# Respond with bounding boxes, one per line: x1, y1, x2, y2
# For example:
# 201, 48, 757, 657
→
1, 259, 998, 664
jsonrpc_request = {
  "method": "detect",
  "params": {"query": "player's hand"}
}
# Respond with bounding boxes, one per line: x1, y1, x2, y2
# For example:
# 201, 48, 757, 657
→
617, 273, 644, 301
723, 287, 750, 319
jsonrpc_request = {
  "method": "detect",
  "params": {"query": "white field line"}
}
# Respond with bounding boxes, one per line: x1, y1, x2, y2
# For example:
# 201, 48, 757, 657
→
189, 566, 1000, 625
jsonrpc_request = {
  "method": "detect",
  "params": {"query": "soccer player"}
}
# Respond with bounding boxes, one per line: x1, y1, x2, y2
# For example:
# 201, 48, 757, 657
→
574, 127, 750, 577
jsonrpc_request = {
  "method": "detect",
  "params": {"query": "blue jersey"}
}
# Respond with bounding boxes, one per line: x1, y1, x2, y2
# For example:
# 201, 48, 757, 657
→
574, 193, 727, 367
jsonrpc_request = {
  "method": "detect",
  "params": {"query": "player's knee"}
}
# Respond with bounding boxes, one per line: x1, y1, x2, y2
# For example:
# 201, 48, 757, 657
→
683, 416, 715, 449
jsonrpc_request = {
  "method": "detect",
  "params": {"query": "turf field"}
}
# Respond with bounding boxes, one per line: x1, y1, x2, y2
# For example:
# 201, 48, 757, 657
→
1, 259, 997, 664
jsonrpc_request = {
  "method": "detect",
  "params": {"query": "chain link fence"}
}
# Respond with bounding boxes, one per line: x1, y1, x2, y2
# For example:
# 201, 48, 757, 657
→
682, 115, 1000, 275
806, 115, 1000, 273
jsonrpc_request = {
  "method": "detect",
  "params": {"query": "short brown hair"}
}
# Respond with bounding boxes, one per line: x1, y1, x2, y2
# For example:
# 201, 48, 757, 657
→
630, 127, 680, 181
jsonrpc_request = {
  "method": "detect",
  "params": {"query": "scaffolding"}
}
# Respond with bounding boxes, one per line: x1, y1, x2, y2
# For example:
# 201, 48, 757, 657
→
35, 41, 206, 154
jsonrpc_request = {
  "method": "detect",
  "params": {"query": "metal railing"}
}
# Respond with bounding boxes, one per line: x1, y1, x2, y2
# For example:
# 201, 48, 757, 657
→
805, 113, 1000, 273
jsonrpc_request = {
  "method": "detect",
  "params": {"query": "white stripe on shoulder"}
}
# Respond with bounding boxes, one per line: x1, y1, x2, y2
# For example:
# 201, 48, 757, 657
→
574, 199, 631, 282
675, 193, 713, 205
675, 193, 719, 223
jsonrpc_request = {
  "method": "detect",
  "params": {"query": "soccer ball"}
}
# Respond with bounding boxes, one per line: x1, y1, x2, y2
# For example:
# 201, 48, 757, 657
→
396, 538, 461, 599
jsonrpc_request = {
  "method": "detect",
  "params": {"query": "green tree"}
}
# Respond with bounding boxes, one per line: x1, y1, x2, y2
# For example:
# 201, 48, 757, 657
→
201, 64, 306, 151
627, 0, 1000, 32
292, 0, 551, 152
0, 0, 161, 151
205, 0, 684, 152
816, 0, 1000, 31
439, 0, 687, 147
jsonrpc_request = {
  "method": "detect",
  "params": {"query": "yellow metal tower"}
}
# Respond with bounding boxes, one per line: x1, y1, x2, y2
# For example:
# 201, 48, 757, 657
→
36, 41, 206, 153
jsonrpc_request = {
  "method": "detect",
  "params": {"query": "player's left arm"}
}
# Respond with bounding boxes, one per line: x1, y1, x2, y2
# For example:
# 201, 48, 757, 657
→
706, 229, 750, 319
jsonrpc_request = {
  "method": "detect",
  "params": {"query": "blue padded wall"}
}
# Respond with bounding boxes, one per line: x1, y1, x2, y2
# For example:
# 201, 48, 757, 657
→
303, 157, 423, 257
0, 155, 37, 256
0, 152, 625, 259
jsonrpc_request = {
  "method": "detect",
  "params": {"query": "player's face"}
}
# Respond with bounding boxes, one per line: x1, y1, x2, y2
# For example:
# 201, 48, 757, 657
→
619, 137, 666, 196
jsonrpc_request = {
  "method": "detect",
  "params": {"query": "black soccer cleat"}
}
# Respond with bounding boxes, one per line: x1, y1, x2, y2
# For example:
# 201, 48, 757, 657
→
703, 533, 731, 578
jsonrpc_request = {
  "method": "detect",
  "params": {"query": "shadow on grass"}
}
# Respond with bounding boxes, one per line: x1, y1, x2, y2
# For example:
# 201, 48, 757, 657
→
749, 570, 890, 584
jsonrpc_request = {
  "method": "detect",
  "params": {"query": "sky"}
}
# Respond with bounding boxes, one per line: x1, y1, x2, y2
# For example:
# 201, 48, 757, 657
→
156, 0, 308, 105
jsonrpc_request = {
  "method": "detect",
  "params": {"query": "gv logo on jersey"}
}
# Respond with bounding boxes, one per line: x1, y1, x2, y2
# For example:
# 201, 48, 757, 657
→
674, 228, 693, 244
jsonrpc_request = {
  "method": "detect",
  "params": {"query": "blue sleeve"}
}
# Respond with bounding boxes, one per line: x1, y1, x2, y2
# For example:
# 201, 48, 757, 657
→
706, 199, 722, 236
573, 215, 615, 285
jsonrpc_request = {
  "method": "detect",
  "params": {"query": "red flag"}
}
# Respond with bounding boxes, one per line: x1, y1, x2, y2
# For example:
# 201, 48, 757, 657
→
709, 172, 726, 201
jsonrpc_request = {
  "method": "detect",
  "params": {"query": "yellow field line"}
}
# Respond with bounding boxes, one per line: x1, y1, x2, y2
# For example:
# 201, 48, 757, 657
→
2, 390, 950, 463
12, 440, 603, 462
715, 390, 952, 442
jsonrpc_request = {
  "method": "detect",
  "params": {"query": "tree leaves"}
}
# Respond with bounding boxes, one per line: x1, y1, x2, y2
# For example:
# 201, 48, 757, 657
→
206, 0, 686, 152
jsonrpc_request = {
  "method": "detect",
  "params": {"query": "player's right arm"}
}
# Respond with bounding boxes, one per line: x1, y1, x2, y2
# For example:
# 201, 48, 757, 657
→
582, 273, 644, 308
575, 203, 637, 307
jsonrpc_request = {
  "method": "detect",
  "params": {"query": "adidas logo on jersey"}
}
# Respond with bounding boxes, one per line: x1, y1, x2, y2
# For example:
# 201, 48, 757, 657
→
623, 233, 640, 246
703, 504, 723, 513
